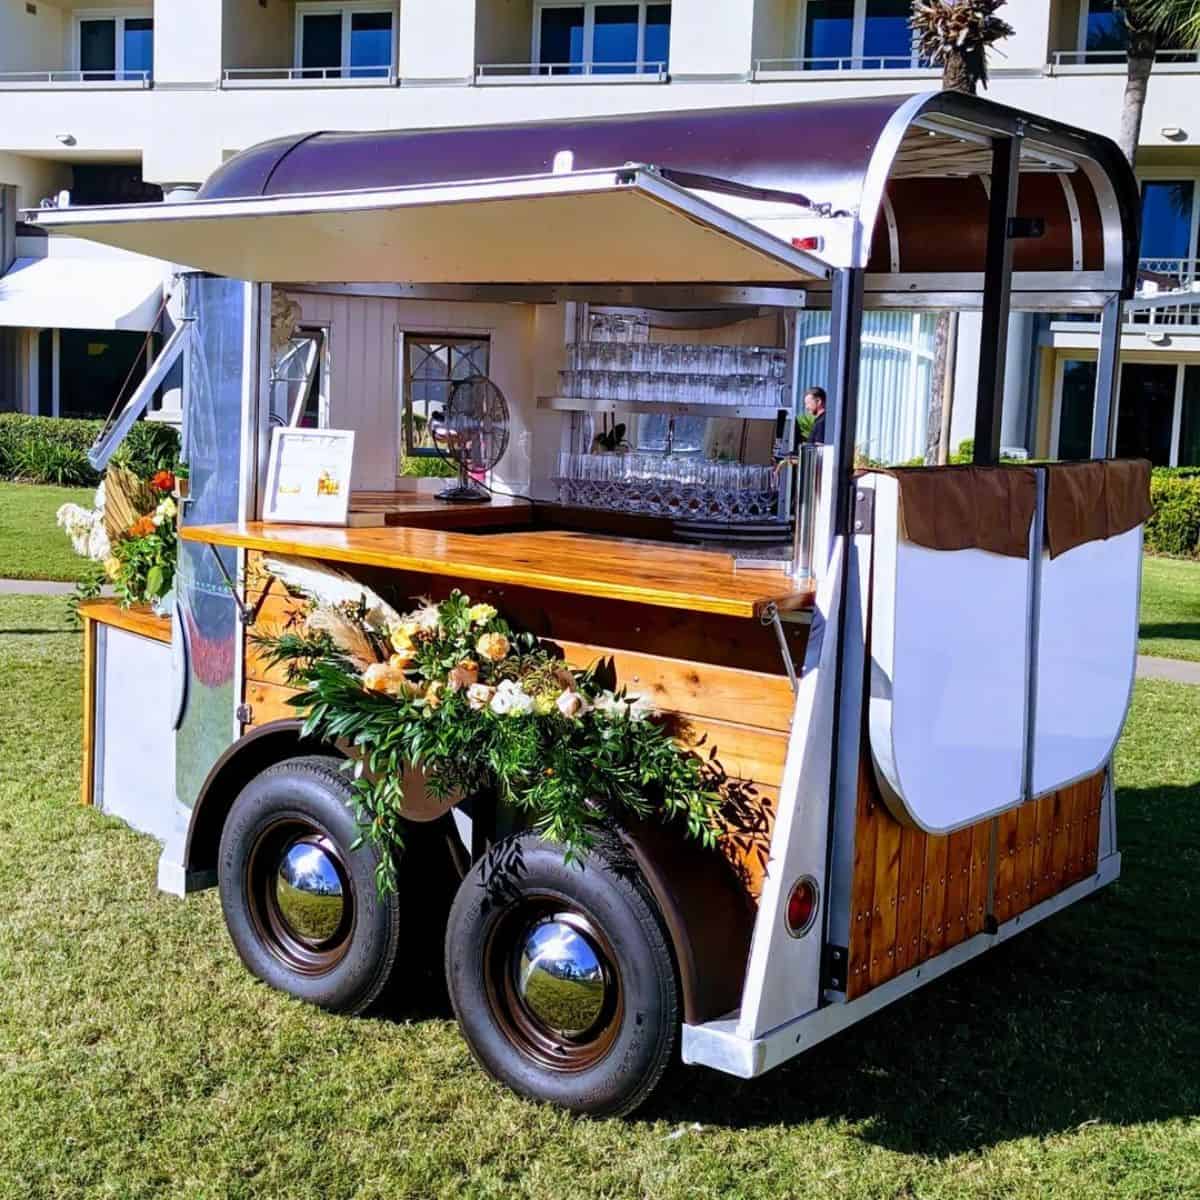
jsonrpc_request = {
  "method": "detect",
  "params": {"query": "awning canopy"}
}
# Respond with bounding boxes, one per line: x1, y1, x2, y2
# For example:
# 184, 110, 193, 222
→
0, 254, 163, 331
23, 167, 830, 287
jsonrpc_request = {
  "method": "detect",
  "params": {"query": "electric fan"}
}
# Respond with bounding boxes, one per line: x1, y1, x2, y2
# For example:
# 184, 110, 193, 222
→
430, 375, 511, 503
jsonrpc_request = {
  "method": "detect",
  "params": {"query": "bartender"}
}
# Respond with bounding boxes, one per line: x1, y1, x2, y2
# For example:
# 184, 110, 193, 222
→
803, 386, 827, 444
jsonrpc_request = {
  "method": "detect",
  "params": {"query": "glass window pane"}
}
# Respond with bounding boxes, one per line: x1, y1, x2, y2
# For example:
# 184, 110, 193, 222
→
80, 19, 116, 79
804, 0, 853, 68
644, 4, 670, 70
1179, 366, 1200, 467
123, 17, 153, 76
1058, 359, 1097, 460
1085, 0, 1127, 52
302, 13, 342, 76
862, 0, 914, 66
406, 338, 489, 454
1116, 362, 1176, 465
1139, 180, 1195, 262
539, 6, 586, 73
349, 11, 392, 76
592, 4, 639, 73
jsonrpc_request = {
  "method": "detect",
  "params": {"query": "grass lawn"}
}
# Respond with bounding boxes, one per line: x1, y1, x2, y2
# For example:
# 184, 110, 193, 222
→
1, 594, 1199, 1199
1140, 556, 1200, 663
0, 481, 94, 582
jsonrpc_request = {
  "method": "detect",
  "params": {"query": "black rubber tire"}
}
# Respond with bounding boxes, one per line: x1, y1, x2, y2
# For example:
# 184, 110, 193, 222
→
218, 755, 400, 1015
445, 832, 679, 1118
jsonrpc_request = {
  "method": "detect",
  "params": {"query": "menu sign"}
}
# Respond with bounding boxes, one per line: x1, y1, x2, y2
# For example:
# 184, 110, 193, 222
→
264, 427, 355, 526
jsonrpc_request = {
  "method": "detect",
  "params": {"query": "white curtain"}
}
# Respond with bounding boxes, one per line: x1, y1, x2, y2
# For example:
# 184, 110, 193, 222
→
795, 311, 936, 465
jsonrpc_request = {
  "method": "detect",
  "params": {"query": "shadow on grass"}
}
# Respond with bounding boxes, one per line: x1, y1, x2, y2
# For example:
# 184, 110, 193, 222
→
1139, 621, 1200, 643
643, 781, 1200, 1150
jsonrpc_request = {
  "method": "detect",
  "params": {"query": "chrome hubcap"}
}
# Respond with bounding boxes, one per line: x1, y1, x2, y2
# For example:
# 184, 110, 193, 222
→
274, 836, 346, 944
513, 914, 609, 1039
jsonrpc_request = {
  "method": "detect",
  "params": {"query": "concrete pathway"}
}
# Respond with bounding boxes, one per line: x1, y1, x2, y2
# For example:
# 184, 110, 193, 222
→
0, 579, 115, 597
1136, 654, 1200, 685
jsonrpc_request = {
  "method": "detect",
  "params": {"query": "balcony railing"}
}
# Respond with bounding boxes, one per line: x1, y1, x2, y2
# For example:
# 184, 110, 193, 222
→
1050, 49, 1200, 70
753, 55, 933, 75
1129, 258, 1200, 327
475, 60, 667, 83
222, 66, 395, 87
0, 69, 151, 88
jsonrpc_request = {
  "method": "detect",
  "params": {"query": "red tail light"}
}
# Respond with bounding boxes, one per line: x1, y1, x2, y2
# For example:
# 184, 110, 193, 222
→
785, 876, 819, 937
791, 235, 824, 252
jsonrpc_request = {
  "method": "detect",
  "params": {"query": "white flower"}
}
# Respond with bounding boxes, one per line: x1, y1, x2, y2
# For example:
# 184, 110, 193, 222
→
86, 523, 111, 562
467, 602, 497, 625
57, 503, 103, 559
593, 690, 629, 720
93, 480, 107, 513
413, 605, 441, 632
466, 683, 495, 711
627, 694, 656, 723
489, 678, 534, 717
152, 496, 177, 527
554, 690, 589, 719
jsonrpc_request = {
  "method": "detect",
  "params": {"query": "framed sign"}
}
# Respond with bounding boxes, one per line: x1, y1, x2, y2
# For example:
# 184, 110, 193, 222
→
263, 427, 355, 526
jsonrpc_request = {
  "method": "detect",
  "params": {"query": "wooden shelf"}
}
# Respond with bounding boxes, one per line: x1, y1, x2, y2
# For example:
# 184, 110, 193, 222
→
538, 396, 787, 421
77, 600, 171, 644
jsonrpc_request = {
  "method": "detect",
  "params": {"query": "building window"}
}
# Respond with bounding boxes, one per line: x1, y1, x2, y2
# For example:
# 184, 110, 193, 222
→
534, 2, 671, 75
800, 0, 921, 69
1055, 360, 1200, 467
402, 336, 491, 458
76, 12, 153, 81
1078, 0, 1127, 57
296, 4, 396, 79
271, 327, 327, 428
1139, 179, 1199, 267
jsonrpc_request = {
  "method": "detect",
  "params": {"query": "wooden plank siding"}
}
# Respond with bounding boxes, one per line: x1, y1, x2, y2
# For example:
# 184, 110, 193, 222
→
845, 762, 1106, 1001
240, 552, 795, 901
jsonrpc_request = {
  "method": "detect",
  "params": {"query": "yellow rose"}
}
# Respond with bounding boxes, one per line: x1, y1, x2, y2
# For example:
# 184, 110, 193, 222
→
103, 556, 121, 580
476, 632, 510, 662
389, 647, 416, 670
423, 681, 443, 710
390, 619, 420, 651
467, 602, 497, 625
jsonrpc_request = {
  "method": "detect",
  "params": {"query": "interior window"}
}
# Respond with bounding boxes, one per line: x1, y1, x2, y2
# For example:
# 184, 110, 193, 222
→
405, 337, 491, 456
1058, 359, 1097, 461
349, 11, 392, 76
302, 12, 343, 76
79, 19, 117, 80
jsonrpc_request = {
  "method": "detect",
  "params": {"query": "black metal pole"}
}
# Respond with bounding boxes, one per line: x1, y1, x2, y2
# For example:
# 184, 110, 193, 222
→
827, 267, 864, 537
973, 128, 1023, 466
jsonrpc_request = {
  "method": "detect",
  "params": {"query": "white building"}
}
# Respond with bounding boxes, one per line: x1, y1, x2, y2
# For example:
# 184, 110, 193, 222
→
0, 0, 1197, 463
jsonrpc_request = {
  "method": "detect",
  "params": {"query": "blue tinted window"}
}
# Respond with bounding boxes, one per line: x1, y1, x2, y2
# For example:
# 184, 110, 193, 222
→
592, 5, 639, 72
1139, 180, 1195, 261
644, 4, 670, 70
862, 0, 913, 66
540, 6, 586, 72
349, 11, 392, 76
1086, 0, 1127, 51
804, 0, 853, 67
123, 18, 153, 76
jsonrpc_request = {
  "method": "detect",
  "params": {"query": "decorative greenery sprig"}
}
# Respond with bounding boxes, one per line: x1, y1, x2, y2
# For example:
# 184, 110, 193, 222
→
258, 583, 722, 894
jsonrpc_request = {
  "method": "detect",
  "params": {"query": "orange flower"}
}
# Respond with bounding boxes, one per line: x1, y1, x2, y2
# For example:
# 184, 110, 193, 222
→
150, 470, 176, 493
128, 515, 155, 538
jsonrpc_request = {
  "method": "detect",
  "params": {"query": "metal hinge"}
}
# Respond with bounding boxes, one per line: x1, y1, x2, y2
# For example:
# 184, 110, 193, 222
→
822, 943, 849, 993
236, 703, 253, 724
851, 485, 875, 535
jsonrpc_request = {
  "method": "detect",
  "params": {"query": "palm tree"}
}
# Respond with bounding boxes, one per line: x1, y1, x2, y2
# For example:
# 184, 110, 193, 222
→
909, 0, 1014, 461
910, 0, 1014, 94
1114, 0, 1200, 165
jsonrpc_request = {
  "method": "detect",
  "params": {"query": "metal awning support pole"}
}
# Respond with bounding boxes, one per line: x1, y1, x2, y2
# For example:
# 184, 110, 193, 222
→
827, 266, 864, 542
1091, 293, 1122, 457
973, 125, 1024, 466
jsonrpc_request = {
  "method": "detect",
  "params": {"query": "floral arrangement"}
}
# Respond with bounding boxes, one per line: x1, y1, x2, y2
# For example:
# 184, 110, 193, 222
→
58, 465, 178, 610
257, 557, 722, 891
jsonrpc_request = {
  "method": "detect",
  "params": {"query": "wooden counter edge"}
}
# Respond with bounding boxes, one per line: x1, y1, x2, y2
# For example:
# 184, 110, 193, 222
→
181, 524, 814, 620
76, 600, 172, 644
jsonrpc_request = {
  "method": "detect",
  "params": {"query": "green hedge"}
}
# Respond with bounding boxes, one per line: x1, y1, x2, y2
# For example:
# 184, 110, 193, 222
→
1147, 468, 1200, 558
0, 414, 179, 486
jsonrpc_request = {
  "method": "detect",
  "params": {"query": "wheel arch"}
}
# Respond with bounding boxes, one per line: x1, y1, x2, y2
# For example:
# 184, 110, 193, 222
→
616, 819, 756, 1027
183, 720, 340, 884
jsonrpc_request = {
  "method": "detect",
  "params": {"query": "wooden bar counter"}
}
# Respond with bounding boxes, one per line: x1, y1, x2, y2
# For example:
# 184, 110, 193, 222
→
181, 520, 814, 620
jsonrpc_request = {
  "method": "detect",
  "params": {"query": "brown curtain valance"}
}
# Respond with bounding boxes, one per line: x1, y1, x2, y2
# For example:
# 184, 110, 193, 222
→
1044, 459, 1152, 559
861, 465, 1038, 559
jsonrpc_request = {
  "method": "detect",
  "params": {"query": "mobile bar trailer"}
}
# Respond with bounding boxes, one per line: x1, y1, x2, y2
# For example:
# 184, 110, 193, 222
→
27, 91, 1151, 1117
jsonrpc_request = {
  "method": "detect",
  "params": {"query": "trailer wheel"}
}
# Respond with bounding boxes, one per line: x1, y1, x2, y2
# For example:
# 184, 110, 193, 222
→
218, 755, 400, 1015
445, 832, 679, 1117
